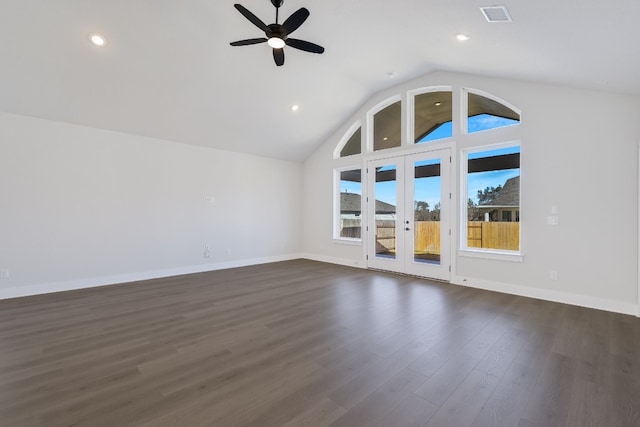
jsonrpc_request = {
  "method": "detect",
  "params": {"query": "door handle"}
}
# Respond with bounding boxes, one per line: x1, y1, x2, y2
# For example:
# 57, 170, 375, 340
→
405, 227, 410, 231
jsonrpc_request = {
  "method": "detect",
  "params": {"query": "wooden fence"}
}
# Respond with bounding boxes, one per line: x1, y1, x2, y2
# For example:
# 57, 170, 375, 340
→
466, 221, 519, 251
340, 221, 520, 254
371, 221, 519, 253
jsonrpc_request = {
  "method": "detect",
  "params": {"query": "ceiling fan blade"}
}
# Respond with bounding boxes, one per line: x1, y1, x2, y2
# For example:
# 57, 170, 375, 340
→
286, 38, 325, 54
230, 38, 268, 46
273, 48, 285, 66
282, 7, 310, 35
234, 4, 269, 33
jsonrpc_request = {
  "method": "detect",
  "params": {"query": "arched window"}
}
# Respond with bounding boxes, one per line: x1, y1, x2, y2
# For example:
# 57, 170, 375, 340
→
413, 89, 453, 143
336, 122, 362, 158
371, 98, 402, 151
467, 90, 520, 133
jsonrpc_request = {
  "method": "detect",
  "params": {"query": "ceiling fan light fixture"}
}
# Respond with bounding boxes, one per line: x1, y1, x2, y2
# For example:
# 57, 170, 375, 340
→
267, 37, 285, 49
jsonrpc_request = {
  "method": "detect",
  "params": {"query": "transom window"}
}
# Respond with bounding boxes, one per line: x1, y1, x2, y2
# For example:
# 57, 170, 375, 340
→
338, 124, 362, 158
414, 90, 453, 143
467, 91, 520, 133
372, 100, 401, 151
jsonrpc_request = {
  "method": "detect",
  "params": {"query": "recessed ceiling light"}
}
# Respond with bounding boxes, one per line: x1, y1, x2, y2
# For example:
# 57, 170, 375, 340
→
383, 137, 388, 141
89, 34, 107, 47
386, 72, 396, 79
291, 105, 299, 111
435, 102, 442, 106
456, 34, 470, 41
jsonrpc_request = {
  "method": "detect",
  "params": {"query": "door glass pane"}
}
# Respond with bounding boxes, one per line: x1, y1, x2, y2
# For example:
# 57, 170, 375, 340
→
374, 165, 397, 259
373, 101, 401, 151
413, 159, 441, 264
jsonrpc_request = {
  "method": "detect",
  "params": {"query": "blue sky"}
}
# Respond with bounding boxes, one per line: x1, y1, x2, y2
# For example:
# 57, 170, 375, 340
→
418, 114, 519, 143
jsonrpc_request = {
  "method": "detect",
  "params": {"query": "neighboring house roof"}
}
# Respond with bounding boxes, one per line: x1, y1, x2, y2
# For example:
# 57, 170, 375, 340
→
479, 176, 520, 208
340, 192, 396, 214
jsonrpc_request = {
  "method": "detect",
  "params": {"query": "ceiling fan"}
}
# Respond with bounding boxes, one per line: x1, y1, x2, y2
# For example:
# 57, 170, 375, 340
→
230, 0, 325, 66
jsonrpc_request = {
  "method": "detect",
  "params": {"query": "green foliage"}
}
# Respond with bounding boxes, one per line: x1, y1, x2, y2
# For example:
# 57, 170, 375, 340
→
414, 201, 440, 221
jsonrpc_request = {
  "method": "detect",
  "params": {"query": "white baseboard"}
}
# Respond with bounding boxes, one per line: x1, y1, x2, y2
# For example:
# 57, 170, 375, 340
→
0, 253, 304, 300
301, 253, 366, 269
4, 254, 637, 318
450, 275, 639, 317
299, 253, 638, 317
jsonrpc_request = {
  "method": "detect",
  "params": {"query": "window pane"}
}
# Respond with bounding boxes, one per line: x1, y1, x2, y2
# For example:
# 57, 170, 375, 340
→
467, 146, 520, 251
340, 127, 361, 157
374, 101, 401, 151
415, 91, 453, 143
468, 93, 520, 133
339, 169, 362, 239
374, 165, 397, 258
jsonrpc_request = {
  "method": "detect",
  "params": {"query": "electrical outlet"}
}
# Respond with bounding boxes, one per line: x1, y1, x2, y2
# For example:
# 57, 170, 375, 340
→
204, 245, 211, 259
547, 216, 559, 225
0, 269, 10, 279
549, 270, 559, 280
205, 195, 215, 205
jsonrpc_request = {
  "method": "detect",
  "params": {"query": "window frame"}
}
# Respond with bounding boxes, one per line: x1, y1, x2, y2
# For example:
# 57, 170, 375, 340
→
333, 166, 364, 244
459, 141, 523, 262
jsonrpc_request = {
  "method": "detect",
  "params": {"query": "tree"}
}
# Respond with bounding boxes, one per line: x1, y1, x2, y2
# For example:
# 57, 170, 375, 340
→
415, 201, 429, 212
414, 201, 440, 221
477, 185, 502, 205
429, 202, 441, 221
414, 201, 430, 221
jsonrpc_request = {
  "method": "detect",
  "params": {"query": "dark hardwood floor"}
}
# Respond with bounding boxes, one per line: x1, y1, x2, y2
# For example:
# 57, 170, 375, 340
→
1, 259, 639, 426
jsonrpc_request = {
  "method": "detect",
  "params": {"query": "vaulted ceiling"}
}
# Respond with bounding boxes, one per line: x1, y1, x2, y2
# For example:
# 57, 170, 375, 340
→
1, 0, 639, 161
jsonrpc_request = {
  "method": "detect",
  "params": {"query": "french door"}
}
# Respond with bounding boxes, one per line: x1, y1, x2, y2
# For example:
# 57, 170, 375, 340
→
366, 149, 451, 281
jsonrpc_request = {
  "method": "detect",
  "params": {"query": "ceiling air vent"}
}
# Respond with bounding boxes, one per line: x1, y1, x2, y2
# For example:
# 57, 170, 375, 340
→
480, 6, 512, 23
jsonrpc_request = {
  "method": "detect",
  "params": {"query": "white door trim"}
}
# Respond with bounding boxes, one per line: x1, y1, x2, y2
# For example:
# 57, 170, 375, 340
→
366, 147, 452, 281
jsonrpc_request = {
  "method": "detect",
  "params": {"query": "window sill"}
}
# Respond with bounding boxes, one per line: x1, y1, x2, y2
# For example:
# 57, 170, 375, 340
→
333, 238, 362, 246
458, 249, 524, 262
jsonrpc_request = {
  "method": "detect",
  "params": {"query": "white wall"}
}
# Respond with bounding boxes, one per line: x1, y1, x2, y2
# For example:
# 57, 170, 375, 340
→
303, 71, 640, 315
0, 112, 302, 298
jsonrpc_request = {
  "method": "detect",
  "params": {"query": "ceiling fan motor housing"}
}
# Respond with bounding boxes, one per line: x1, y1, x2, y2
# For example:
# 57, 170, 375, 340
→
267, 24, 286, 40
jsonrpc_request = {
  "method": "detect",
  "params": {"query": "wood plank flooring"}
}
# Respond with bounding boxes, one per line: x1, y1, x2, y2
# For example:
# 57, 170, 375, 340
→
0, 259, 639, 426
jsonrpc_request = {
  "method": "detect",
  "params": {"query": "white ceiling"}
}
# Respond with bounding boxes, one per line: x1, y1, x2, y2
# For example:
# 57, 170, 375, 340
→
1, 0, 639, 161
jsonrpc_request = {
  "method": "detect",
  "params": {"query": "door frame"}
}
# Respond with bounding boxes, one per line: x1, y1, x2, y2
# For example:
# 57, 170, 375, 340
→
365, 147, 452, 281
